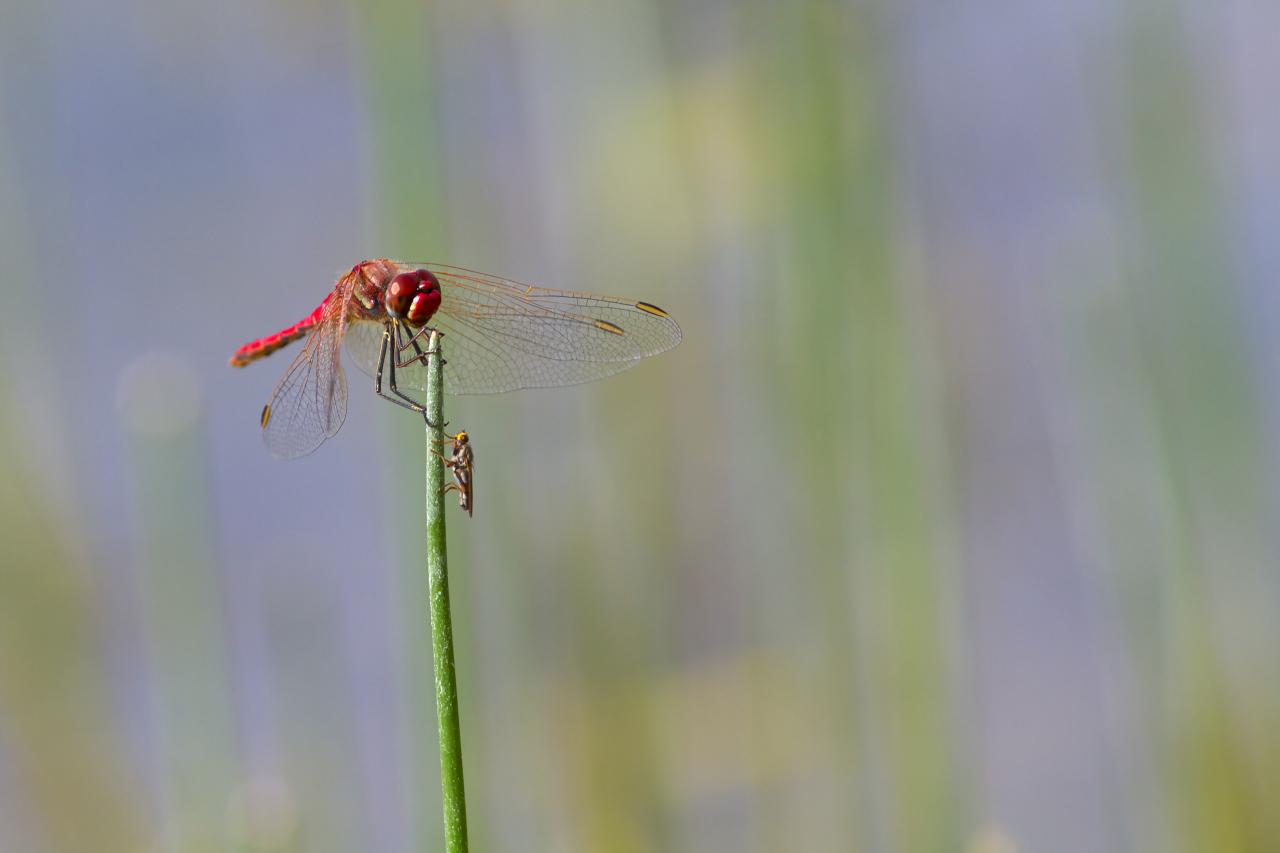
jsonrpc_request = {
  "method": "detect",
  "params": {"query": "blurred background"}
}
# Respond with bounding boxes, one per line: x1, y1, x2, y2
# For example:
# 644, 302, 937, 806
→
1, 0, 1278, 851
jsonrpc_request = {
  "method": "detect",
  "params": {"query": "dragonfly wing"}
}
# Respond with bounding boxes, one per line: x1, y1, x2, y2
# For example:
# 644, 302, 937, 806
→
435, 314, 639, 394
344, 319, 434, 390
343, 319, 385, 380
345, 264, 682, 395
430, 266, 683, 394
260, 300, 349, 458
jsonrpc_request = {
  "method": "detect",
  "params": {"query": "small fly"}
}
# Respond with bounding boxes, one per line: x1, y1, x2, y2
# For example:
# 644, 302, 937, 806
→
433, 430, 475, 517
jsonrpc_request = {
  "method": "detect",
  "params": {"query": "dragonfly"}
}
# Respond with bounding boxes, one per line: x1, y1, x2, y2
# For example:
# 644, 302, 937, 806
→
432, 430, 475, 516
230, 259, 681, 458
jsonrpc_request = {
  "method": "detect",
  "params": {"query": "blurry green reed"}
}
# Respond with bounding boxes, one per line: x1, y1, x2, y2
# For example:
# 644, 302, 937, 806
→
0, 373, 143, 853
1120, 15, 1280, 852
0, 127, 145, 852
357, 1, 459, 849
352, 0, 966, 850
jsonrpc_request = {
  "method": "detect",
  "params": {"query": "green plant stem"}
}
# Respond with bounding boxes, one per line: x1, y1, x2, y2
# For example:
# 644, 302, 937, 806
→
424, 330, 469, 852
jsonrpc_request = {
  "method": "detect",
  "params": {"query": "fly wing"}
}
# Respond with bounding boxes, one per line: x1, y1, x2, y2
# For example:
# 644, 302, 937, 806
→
464, 443, 474, 516
259, 288, 351, 458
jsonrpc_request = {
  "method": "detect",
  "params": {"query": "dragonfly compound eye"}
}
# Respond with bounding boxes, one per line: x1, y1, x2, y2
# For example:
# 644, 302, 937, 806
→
386, 269, 442, 326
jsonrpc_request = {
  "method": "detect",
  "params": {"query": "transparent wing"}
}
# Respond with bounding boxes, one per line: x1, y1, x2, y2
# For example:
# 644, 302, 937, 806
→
345, 263, 682, 395
260, 296, 350, 459
342, 319, 390, 386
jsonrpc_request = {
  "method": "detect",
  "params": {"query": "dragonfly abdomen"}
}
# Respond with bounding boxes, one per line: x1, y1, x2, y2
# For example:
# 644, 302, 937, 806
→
229, 299, 330, 367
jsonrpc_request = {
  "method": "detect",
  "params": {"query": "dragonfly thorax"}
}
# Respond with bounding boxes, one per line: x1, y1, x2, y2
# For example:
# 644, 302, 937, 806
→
385, 269, 442, 327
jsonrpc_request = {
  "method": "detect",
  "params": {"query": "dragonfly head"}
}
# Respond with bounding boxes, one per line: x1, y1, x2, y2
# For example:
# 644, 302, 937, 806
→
385, 269, 442, 327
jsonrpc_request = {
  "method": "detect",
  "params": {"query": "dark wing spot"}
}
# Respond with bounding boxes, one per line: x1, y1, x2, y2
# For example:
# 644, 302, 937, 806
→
635, 301, 669, 318
594, 319, 625, 336
260, 404, 272, 429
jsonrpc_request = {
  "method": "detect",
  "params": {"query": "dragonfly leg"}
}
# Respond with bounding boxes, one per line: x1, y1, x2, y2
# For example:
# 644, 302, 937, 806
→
389, 323, 447, 429
373, 324, 415, 412
374, 323, 445, 428
395, 323, 445, 368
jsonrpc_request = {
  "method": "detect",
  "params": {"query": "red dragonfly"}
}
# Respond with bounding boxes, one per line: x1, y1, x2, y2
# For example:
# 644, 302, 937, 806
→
230, 259, 681, 458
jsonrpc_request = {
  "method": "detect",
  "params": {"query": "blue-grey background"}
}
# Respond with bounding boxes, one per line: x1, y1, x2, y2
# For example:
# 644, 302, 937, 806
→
1, 1, 1278, 851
